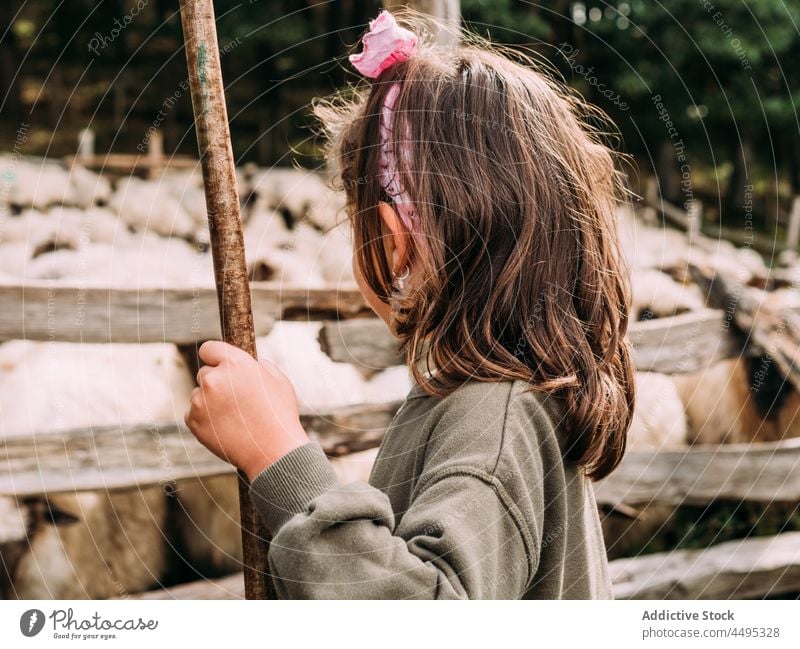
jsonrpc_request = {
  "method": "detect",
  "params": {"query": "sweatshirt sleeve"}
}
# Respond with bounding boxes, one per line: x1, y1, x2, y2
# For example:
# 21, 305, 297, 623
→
248, 442, 537, 599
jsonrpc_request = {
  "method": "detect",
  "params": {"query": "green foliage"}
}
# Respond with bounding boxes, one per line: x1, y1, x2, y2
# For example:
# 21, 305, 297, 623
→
1, 0, 798, 201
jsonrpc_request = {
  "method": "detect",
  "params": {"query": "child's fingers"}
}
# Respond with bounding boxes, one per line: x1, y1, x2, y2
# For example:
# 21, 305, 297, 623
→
184, 387, 204, 428
198, 340, 249, 366
196, 364, 233, 394
196, 364, 213, 386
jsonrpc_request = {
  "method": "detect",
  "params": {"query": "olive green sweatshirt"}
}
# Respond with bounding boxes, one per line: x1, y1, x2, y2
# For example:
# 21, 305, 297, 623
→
249, 378, 613, 599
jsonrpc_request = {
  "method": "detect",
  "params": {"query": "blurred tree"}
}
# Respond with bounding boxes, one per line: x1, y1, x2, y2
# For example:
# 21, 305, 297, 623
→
0, 3, 24, 120
572, 0, 799, 222
0, 0, 797, 230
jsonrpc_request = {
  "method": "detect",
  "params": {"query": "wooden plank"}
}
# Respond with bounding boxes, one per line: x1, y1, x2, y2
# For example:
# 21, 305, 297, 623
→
704, 225, 792, 256
302, 402, 398, 456
643, 192, 796, 255
320, 309, 742, 374
595, 437, 800, 507
7, 398, 799, 505
9, 390, 795, 505
0, 281, 370, 344
628, 308, 741, 374
130, 531, 800, 600
319, 318, 404, 368
0, 401, 401, 497
0, 283, 754, 372
64, 154, 198, 171
609, 532, 800, 599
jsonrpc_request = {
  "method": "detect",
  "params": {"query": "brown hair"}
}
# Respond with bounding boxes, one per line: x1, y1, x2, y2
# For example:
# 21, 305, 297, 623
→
314, 15, 635, 481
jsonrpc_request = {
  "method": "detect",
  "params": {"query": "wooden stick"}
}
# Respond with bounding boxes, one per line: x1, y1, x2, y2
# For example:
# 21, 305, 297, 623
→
178, 0, 273, 600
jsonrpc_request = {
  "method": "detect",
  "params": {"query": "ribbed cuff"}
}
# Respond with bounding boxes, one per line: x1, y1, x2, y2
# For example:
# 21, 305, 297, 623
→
248, 442, 340, 535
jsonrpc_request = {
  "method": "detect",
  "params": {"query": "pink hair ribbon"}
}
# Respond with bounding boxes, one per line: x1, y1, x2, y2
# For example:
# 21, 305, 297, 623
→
348, 10, 417, 78
349, 10, 418, 232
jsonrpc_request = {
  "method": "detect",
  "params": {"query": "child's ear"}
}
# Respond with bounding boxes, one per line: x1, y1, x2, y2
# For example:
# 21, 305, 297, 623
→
377, 201, 411, 274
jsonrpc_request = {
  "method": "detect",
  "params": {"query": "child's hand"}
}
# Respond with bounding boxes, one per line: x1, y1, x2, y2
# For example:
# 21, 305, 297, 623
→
184, 340, 310, 481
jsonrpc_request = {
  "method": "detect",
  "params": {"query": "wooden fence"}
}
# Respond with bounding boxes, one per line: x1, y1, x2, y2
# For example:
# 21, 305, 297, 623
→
1, 280, 799, 599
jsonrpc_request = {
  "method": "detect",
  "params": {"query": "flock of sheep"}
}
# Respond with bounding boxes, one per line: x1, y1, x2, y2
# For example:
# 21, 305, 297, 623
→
0, 155, 798, 597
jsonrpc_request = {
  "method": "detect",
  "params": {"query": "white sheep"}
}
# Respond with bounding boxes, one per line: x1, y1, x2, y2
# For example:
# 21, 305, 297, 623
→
9, 488, 169, 599
256, 321, 411, 411
0, 496, 30, 597
0, 497, 26, 547
690, 236, 768, 285
0, 159, 110, 211
25, 237, 215, 288
153, 168, 209, 238
627, 372, 688, 451
672, 355, 800, 445
0, 207, 124, 268
630, 269, 705, 321
3, 160, 72, 210
0, 340, 195, 438
306, 185, 346, 232
50, 206, 130, 246
616, 206, 694, 272
293, 221, 355, 285
249, 168, 331, 226
63, 164, 112, 208
0, 209, 53, 245
110, 176, 197, 240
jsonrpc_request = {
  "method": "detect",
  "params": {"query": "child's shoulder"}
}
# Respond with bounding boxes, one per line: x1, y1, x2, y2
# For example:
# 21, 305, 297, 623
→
421, 378, 562, 430
413, 378, 567, 482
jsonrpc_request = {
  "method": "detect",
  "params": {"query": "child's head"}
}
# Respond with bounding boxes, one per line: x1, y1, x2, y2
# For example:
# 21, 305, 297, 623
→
315, 11, 634, 480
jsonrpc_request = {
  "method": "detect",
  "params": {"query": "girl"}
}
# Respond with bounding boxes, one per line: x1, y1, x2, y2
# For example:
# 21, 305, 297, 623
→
185, 10, 634, 599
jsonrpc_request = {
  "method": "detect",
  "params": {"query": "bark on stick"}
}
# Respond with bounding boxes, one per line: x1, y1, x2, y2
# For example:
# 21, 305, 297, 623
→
178, 0, 273, 600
